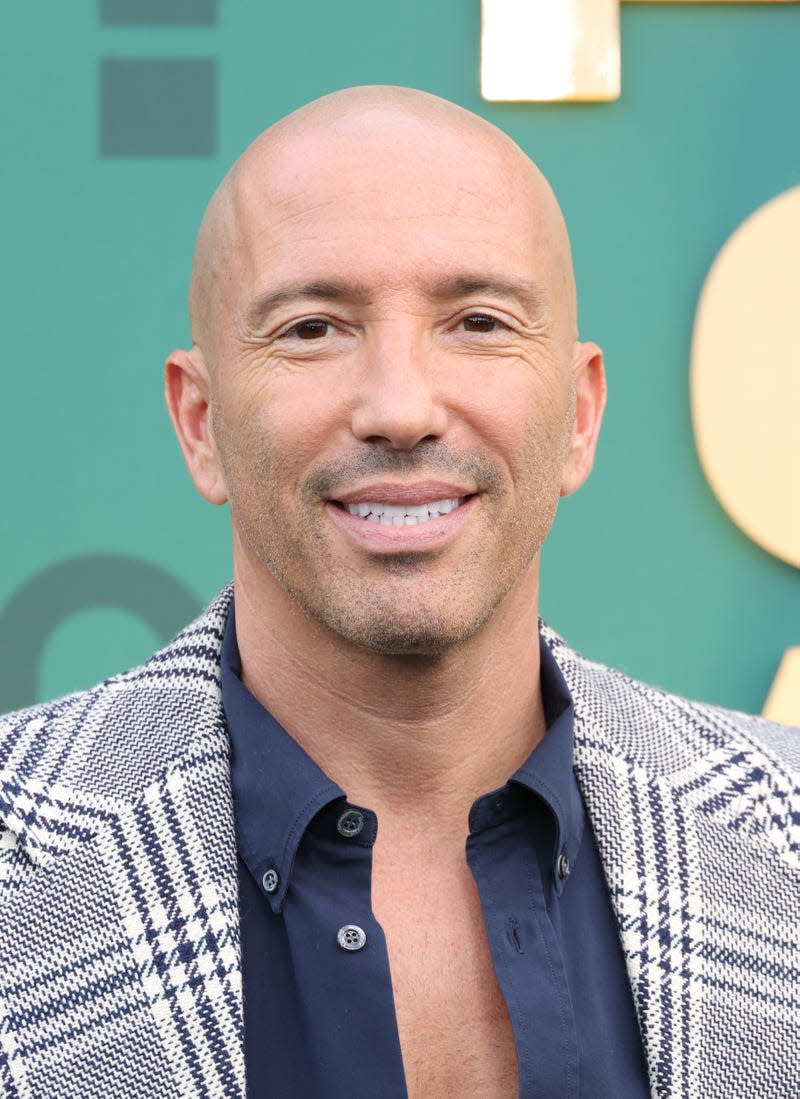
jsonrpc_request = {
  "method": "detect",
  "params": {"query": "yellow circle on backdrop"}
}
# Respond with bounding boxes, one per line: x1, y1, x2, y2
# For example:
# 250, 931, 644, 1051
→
691, 185, 800, 569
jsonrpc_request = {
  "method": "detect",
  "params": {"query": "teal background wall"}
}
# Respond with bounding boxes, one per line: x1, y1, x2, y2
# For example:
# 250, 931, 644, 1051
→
1, 1, 798, 713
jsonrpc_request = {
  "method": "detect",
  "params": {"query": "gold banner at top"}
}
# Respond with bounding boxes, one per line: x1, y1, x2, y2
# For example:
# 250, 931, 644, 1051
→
481, 0, 797, 103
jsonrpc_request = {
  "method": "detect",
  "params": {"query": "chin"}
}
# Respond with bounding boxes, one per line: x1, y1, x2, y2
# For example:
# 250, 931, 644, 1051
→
312, 600, 499, 657
274, 554, 520, 657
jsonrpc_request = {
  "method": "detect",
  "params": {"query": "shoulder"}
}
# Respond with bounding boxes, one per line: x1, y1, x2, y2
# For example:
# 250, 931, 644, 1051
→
542, 622, 800, 776
544, 625, 800, 875
0, 587, 233, 847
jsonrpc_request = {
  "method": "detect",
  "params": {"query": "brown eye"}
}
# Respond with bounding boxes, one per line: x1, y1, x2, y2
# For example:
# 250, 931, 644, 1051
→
463, 315, 499, 332
292, 320, 331, 340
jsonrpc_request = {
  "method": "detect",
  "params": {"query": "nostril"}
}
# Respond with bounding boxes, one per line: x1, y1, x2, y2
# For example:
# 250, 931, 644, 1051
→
350, 393, 448, 451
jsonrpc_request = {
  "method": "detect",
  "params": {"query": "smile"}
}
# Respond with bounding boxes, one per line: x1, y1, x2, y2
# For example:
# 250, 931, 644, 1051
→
340, 498, 465, 526
326, 483, 478, 551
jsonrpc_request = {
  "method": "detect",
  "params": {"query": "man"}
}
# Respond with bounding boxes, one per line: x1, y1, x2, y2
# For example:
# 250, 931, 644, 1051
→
0, 87, 797, 1099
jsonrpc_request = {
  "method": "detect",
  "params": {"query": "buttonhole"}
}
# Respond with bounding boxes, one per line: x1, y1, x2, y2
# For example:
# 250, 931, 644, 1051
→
507, 917, 524, 954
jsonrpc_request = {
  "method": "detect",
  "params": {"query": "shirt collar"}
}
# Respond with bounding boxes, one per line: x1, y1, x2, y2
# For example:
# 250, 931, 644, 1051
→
509, 632, 584, 895
222, 602, 343, 913
223, 601, 583, 907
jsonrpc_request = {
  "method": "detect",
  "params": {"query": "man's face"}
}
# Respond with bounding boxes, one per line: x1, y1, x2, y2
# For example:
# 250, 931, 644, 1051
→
204, 115, 596, 654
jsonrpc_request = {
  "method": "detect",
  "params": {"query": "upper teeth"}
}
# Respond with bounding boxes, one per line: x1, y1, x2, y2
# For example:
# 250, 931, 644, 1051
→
344, 497, 464, 525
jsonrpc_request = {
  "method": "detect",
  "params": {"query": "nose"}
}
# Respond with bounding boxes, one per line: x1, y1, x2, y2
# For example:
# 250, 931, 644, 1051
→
350, 328, 449, 450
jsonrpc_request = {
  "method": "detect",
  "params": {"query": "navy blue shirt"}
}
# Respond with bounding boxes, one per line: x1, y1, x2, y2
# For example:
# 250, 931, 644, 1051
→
222, 605, 649, 1098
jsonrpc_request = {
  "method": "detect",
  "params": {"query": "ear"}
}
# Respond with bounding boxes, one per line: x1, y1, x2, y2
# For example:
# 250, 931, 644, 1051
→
164, 346, 228, 505
560, 341, 607, 497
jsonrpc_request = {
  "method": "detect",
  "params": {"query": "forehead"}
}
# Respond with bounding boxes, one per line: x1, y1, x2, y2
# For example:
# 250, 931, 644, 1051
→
226, 124, 562, 297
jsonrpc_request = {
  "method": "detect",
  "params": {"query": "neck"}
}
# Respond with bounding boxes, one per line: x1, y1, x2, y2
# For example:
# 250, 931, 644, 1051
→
231, 559, 546, 828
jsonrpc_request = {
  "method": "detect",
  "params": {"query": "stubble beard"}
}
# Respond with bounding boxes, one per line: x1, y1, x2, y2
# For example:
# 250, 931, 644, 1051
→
231, 472, 562, 660
215, 406, 571, 657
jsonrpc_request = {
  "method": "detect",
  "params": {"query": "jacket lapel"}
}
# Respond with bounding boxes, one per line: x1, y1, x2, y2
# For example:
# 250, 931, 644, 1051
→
572, 734, 700, 1097
555, 634, 800, 1099
2, 749, 244, 1098
1, 592, 245, 1097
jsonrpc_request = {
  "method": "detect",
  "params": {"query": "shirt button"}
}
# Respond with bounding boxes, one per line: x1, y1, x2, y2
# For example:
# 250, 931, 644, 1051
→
337, 809, 365, 838
557, 851, 570, 880
262, 868, 279, 893
337, 924, 367, 952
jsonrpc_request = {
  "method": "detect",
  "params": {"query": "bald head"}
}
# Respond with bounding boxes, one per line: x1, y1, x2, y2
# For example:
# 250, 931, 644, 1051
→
187, 86, 577, 358
168, 85, 606, 657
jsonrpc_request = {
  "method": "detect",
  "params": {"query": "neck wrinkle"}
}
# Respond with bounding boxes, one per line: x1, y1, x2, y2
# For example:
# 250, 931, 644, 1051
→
232, 557, 546, 820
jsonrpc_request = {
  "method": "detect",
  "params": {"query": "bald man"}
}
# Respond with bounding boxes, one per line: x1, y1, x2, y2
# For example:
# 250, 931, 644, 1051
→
1, 88, 798, 1099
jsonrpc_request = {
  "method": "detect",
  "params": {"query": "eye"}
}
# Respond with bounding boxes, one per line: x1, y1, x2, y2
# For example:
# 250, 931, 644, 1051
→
288, 319, 332, 340
461, 314, 503, 333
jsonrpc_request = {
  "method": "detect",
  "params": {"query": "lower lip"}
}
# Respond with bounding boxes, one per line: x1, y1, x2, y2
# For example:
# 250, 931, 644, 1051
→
325, 496, 478, 552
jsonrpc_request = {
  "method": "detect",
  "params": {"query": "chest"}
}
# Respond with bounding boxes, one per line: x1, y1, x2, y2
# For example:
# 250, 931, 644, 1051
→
238, 792, 649, 1098
372, 848, 520, 1099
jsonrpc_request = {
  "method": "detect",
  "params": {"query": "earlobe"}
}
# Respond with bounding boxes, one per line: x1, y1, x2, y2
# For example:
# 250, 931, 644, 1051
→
164, 346, 229, 505
560, 341, 607, 497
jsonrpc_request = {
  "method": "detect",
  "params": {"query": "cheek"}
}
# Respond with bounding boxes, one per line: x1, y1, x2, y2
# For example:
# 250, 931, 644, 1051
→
210, 388, 275, 501
217, 385, 348, 510
457, 370, 573, 468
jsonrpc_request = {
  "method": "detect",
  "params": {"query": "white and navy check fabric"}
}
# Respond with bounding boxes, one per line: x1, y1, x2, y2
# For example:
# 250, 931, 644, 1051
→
1, 587, 798, 1097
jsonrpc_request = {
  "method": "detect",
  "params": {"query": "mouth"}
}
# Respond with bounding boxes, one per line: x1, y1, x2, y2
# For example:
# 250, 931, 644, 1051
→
332, 496, 468, 527
325, 482, 479, 551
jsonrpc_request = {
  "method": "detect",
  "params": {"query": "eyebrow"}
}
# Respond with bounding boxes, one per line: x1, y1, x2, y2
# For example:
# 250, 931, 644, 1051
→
426, 275, 549, 314
242, 273, 549, 332
243, 281, 369, 332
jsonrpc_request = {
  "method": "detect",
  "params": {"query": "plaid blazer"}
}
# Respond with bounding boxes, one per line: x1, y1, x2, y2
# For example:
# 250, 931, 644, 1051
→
1, 586, 798, 1098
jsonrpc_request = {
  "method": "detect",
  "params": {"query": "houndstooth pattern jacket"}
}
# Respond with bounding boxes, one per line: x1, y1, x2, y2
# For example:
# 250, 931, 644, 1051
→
1, 586, 798, 1098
